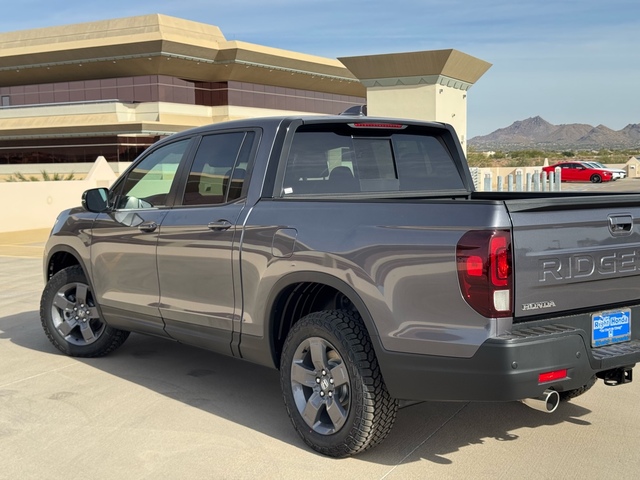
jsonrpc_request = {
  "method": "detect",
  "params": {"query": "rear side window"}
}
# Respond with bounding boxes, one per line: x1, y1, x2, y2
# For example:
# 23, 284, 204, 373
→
181, 131, 255, 206
282, 124, 464, 195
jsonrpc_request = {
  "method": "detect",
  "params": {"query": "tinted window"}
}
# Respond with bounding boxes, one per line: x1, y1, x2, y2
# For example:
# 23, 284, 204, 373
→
115, 139, 189, 209
393, 135, 464, 190
282, 125, 463, 195
182, 131, 255, 206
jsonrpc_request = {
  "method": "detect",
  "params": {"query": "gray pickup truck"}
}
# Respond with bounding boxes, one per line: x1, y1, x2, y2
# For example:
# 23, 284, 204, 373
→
40, 115, 640, 457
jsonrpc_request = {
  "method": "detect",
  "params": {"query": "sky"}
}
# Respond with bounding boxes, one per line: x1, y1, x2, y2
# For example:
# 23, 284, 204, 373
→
1, 0, 639, 138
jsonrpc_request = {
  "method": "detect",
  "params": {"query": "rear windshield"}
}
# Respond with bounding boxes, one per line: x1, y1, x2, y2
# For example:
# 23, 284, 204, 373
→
282, 123, 465, 195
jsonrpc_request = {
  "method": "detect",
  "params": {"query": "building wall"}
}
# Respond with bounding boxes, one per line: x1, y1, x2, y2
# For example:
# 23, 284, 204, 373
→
366, 83, 468, 151
0, 76, 365, 164
436, 86, 468, 151
0, 76, 364, 113
367, 84, 437, 120
0, 157, 119, 233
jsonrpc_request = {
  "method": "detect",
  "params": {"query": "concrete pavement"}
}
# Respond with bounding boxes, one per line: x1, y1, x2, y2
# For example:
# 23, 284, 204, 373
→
559, 175, 640, 193
0, 228, 49, 259
1, 215, 639, 479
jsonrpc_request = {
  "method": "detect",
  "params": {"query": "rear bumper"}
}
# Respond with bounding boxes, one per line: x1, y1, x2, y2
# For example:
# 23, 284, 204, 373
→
377, 323, 640, 402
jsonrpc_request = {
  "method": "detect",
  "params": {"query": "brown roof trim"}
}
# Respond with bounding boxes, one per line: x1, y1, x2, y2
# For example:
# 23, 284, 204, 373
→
339, 49, 492, 85
0, 14, 360, 94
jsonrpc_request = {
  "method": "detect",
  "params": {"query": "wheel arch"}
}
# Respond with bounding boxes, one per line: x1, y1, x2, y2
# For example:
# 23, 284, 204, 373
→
45, 245, 86, 282
265, 271, 383, 369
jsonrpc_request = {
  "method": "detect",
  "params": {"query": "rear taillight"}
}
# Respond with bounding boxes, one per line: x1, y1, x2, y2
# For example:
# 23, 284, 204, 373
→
456, 230, 513, 318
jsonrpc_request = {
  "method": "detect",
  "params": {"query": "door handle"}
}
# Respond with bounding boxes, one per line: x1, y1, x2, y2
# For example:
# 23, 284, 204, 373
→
208, 220, 232, 231
138, 221, 158, 233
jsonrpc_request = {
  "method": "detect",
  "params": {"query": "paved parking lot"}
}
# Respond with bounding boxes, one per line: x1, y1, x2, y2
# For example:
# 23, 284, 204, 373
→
1, 200, 639, 479
559, 176, 640, 193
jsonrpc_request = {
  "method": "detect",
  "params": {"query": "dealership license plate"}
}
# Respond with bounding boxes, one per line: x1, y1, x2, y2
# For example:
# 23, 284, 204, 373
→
592, 309, 631, 347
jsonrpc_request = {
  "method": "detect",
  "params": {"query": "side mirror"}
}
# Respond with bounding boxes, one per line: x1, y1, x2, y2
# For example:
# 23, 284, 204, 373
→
82, 188, 110, 213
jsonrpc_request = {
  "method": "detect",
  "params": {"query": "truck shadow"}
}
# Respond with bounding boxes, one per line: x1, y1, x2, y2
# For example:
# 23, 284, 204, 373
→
360, 398, 591, 465
2, 310, 592, 466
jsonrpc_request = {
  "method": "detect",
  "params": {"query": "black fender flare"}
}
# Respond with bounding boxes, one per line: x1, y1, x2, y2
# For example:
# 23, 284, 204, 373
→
45, 244, 88, 278
265, 270, 386, 365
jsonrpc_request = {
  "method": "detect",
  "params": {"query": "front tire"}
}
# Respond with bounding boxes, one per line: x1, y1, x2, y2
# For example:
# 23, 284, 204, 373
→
590, 174, 602, 183
40, 265, 129, 357
280, 310, 398, 457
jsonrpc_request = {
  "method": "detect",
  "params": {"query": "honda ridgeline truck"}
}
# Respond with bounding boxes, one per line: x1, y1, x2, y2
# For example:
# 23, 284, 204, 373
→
40, 115, 640, 457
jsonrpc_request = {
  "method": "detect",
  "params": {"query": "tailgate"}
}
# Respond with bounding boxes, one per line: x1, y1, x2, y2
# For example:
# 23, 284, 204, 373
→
506, 195, 640, 320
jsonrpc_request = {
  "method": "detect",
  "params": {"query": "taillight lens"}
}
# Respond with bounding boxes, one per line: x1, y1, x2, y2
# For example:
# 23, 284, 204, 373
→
456, 230, 513, 318
539, 369, 567, 383
490, 235, 510, 287
348, 123, 406, 129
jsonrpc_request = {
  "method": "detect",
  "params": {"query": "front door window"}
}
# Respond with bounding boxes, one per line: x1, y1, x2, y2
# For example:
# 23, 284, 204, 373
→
114, 139, 190, 209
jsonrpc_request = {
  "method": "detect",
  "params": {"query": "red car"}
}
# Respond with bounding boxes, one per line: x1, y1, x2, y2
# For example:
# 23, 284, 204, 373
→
543, 162, 613, 183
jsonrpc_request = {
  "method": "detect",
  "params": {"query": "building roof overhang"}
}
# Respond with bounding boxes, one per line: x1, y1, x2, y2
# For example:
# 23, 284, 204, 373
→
339, 49, 492, 86
0, 14, 364, 96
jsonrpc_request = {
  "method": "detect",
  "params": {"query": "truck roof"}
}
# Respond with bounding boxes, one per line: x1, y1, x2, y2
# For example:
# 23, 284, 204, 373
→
164, 115, 450, 142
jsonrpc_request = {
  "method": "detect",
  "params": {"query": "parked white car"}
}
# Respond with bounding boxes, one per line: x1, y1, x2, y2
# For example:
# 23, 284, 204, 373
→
580, 161, 626, 180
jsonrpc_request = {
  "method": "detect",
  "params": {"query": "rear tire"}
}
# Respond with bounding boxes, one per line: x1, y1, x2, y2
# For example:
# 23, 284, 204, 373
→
40, 265, 129, 357
590, 174, 602, 183
280, 310, 398, 457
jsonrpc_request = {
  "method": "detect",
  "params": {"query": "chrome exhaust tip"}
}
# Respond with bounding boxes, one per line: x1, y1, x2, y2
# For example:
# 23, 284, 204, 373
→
521, 389, 560, 413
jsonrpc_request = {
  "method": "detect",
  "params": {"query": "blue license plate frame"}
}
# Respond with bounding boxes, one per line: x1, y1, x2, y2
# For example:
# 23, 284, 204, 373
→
592, 308, 631, 347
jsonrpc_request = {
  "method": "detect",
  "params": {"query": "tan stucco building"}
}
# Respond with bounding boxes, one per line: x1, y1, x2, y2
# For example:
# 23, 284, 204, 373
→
0, 14, 490, 164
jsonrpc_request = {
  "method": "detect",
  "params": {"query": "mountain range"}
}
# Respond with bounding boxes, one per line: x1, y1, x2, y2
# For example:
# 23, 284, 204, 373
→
469, 116, 640, 150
